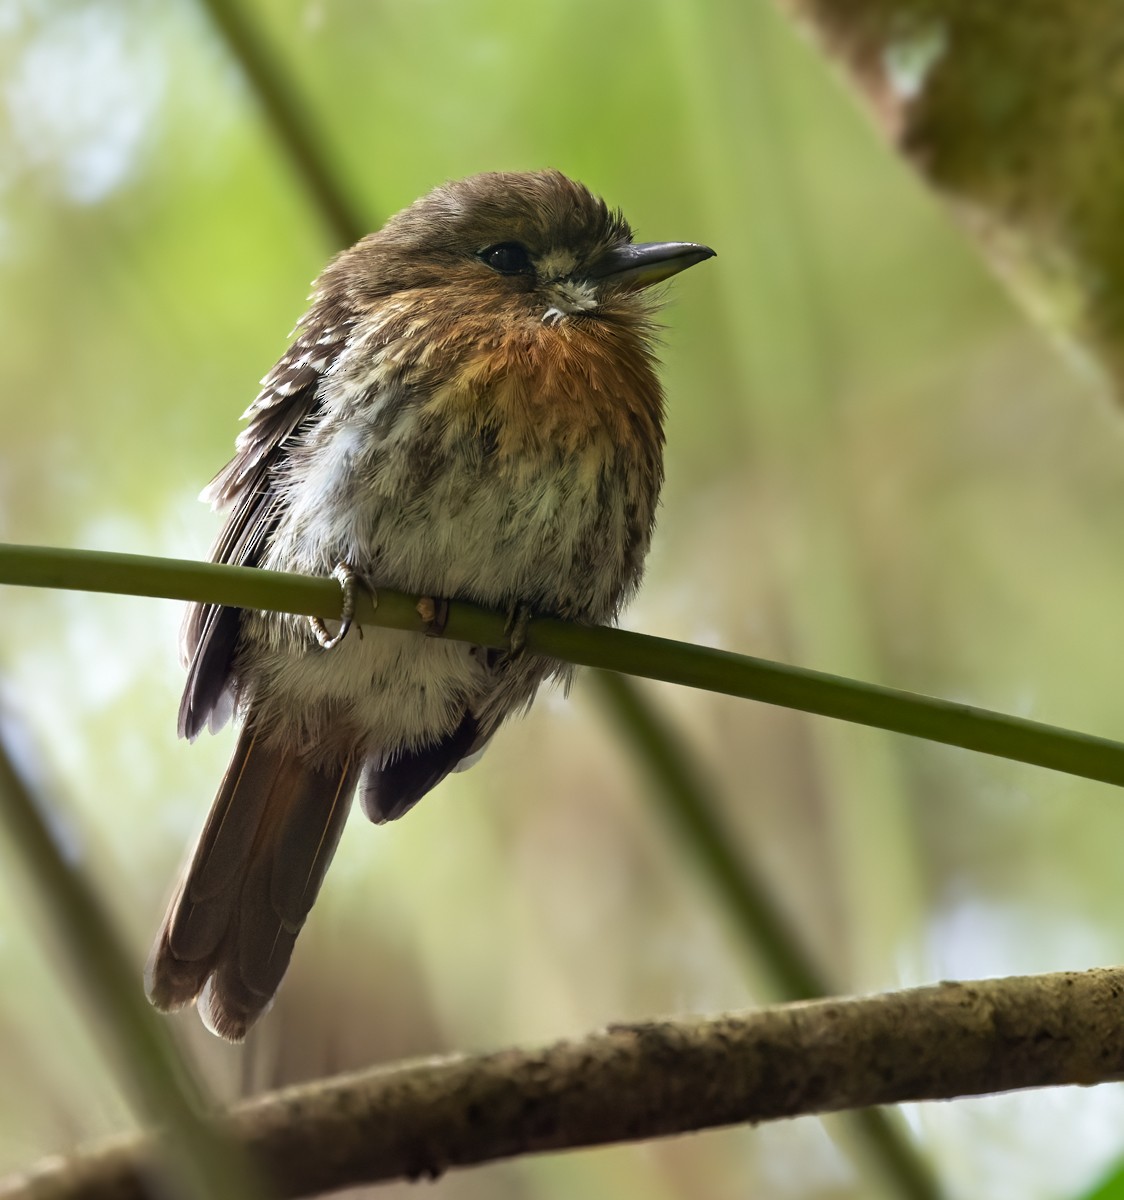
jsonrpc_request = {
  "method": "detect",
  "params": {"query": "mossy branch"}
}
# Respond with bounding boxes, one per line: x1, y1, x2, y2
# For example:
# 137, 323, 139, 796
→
4, 966, 1124, 1199
778, 0, 1124, 394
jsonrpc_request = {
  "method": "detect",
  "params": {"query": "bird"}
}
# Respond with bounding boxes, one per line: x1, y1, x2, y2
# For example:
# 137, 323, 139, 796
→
145, 169, 714, 1040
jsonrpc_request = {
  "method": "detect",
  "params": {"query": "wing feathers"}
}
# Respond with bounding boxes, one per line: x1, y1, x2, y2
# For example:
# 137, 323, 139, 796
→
177, 312, 350, 741
360, 713, 484, 825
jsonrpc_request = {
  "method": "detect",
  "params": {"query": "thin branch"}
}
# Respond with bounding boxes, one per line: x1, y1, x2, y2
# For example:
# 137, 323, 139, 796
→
196, 0, 369, 247
4, 542, 1124, 790
5, 966, 1124, 1199
593, 672, 941, 1200
0, 724, 264, 1200
594, 672, 827, 999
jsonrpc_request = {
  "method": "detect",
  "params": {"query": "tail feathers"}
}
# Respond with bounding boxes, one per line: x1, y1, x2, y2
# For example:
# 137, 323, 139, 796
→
146, 722, 355, 1041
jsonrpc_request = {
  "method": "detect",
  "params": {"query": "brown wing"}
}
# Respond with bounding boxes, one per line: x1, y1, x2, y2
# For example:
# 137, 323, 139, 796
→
178, 305, 354, 740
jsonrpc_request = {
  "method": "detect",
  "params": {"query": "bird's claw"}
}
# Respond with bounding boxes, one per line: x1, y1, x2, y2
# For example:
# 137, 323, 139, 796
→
417, 595, 450, 637
310, 562, 371, 650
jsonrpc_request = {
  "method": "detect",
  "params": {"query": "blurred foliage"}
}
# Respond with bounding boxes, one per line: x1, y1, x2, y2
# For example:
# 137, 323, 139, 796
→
1081, 1158, 1124, 1200
3, 0, 1124, 1197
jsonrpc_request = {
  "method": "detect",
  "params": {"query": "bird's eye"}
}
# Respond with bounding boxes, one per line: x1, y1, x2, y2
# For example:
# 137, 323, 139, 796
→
478, 242, 534, 276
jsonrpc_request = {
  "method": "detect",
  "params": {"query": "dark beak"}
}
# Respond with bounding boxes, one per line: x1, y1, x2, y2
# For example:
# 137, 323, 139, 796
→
592, 241, 716, 290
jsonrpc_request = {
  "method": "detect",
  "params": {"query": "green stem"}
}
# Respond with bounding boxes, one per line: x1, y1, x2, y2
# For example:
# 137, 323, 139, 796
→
594, 672, 941, 1200
0, 728, 265, 1200
197, 0, 369, 247
3, 541, 1123, 790
594, 670, 825, 999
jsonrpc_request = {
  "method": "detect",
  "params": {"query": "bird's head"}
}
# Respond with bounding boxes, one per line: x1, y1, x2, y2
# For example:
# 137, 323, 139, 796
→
320, 170, 715, 328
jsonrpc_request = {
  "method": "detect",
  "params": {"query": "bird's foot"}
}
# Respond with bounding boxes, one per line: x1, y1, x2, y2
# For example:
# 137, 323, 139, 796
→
310, 562, 374, 649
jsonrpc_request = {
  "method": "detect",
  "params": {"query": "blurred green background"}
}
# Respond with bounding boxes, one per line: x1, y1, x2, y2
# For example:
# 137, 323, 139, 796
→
4, 1, 1124, 1197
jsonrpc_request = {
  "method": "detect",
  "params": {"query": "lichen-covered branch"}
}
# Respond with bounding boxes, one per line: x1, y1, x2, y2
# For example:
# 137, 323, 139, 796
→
5, 967, 1124, 1199
779, 0, 1124, 390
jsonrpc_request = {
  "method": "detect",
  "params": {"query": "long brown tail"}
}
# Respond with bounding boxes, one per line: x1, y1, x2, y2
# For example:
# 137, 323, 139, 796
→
146, 721, 355, 1040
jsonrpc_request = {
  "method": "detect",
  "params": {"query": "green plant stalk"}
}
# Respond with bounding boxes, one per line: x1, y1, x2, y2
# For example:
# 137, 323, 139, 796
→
594, 670, 826, 999
0, 730, 265, 1200
196, 0, 369, 248
3, 541, 1123, 790
594, 671, 941, 1200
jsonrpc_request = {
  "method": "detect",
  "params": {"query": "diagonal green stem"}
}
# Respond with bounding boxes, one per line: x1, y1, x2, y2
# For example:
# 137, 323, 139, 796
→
594, 671, 941, 1199
593, 671, 826, 999
0, 726, 265, 1200
3, 541, 1124, 791
196, 0, 369, 247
